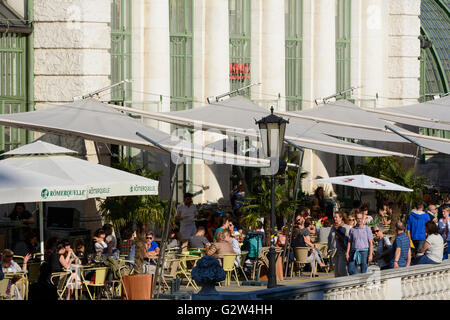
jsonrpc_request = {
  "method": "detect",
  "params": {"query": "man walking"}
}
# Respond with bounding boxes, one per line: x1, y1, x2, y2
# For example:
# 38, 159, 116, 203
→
346, 212, 373, 275
407, 202, 430, 255
390, 221, 411, 269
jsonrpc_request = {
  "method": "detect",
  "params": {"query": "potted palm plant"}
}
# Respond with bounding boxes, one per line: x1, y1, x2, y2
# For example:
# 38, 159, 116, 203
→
99, 159, 167, 299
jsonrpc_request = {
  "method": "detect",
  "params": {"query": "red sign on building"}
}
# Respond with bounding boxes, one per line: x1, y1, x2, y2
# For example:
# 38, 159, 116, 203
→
229, 62, 250, 80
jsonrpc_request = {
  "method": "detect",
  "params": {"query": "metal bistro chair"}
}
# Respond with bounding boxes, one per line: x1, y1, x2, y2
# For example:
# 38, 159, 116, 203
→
237, 251, 249, 281
293, 247, 317, 278
251, 247, 270, 281
220, 254, 240, 287
82, 266, 110, 300
50, 271, 72, 300
176, 253, 199, 290
160, 258, 181, 292
315, 242, 330, 273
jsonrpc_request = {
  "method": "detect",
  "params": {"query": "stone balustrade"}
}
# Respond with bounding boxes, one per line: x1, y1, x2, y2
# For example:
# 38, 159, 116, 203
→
193, 260, 450, 300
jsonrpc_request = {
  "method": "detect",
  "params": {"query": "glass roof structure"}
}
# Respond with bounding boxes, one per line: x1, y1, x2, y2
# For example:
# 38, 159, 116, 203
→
420, 0, 450, 100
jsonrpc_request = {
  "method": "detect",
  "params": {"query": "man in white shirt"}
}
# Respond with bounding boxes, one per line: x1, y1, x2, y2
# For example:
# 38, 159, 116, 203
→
175, 193, 198, 246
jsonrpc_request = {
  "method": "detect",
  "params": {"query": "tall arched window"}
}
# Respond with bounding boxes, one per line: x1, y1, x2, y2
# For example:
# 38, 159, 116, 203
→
336, 0, 351, 96
285, 0, 303, 111
229, 0, 251, 97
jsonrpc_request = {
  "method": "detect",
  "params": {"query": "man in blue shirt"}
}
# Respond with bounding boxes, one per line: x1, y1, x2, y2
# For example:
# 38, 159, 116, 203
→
390, 221, 411, 269
145, 232, 160, 259
406, 202, 430, 255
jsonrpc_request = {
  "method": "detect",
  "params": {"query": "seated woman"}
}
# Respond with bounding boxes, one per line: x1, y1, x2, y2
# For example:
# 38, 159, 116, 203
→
167, 230, 181, 249
0, 249, 31, 300
93, 229, 107, 260
292, 219, 326, 271
415, 220, 444, 265
48, 241, 76, 300
205, 230, 235, 258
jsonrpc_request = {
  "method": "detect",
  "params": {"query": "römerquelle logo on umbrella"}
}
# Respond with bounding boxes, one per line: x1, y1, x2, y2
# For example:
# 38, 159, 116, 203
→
129, 184, 157, 193
41, 188, 86, 199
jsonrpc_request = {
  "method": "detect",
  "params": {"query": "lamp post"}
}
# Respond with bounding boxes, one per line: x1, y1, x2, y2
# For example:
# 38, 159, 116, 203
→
256, 106, 288, 288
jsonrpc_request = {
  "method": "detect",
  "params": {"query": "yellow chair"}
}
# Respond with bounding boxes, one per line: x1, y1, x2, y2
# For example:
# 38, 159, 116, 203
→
82, 267, 110, 300
293, 247, 317, 278
0, 279, 11, 300
220, 254, 240, 287
50, 271, 71, 300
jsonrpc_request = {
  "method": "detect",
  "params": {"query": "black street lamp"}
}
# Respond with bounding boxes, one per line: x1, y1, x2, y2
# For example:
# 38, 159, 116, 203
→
256, 106, 288, 289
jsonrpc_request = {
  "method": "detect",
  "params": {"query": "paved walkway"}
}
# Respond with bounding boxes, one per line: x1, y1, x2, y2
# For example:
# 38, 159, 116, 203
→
156, 271, 335, 299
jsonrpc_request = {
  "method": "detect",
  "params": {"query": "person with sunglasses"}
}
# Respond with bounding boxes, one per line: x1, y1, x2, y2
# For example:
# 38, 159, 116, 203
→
346, 212, 374, 275
145, 232, 160, 259
372, 225, 392, 270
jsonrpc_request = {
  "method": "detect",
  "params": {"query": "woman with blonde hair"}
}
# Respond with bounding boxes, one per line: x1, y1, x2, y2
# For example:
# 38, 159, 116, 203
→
345, 211, 356, 227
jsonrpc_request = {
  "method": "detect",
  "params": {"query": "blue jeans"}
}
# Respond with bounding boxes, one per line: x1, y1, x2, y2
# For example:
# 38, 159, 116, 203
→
348, 250, 369, 275
416, 255, 440, 265
412, 240, 426, 254
443, 241, 449, 260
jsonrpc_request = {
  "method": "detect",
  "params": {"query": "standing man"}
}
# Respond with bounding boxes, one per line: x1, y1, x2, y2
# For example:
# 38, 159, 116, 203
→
426, 204, 438, 224
346, 212, 374, 275
406, 202, 430, 255
175, 193, 198, 249
390, 221, 411, 269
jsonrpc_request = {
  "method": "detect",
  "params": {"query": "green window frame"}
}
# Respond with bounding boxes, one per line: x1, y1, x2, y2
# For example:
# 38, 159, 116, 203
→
169, 0, 194, 200
170, 0, 194, 112
0, 33, 28, 152
111, 0, 132, 104
285, 0, 303, 111
229, 0, 251, 97
336, 0, 351, 96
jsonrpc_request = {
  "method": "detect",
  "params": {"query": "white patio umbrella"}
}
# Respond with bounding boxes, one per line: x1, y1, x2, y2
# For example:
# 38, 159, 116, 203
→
313, 174, 413, 192
0, 140, 159, 259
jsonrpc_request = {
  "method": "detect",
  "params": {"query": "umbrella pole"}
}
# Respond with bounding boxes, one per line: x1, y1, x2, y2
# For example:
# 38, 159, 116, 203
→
154, 158, 181, 299
282, 141, 304, 278
39, 202, 44, 262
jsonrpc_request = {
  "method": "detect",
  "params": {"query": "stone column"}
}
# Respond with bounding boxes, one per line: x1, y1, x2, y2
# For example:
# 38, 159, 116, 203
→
204, 0, 230, 98
307, 0, 337, 194
360, 0, 389, 108
142, 0, 171, 131
33, 0, 111, 107
313, 0, 336, 99
261, 0, 285, 110
387, 0, 421, 106
192, 0, 231, 204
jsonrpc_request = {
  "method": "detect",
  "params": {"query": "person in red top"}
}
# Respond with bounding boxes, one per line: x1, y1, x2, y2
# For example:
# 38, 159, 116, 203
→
118, 229, 135, 259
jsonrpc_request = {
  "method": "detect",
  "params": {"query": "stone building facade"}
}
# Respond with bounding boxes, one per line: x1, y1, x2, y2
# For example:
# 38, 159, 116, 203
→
2, 0, 438, 226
